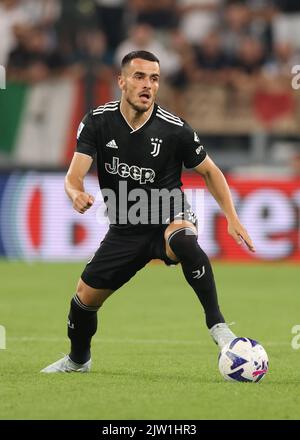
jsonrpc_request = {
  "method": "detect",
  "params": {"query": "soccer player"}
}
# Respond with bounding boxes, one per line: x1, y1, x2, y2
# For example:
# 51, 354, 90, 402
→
41, 51, 255, 373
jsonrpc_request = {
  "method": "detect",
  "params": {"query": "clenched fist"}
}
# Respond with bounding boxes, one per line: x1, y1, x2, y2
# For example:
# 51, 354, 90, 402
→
72, 191, 95, 214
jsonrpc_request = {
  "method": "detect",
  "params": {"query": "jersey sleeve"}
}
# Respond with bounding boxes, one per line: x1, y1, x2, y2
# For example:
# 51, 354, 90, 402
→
179, 121, 207, 169
76, 112, 97, 158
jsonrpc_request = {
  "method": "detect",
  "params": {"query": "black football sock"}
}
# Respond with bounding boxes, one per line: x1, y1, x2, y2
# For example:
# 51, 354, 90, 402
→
67, 294, 99, 364
168, 228, 225, 329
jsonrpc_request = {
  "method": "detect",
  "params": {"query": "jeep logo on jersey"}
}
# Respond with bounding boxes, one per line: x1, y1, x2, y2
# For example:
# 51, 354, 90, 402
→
105, 157, 155, 184
150, 138, 162, 157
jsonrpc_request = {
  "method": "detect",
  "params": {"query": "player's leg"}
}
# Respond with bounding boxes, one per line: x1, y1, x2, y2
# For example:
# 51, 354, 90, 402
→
164, 220, 236, 348
40, 282, 114, 373
41, 227, 153, 373
67, 279, 114, 365
66, 231, 152, 367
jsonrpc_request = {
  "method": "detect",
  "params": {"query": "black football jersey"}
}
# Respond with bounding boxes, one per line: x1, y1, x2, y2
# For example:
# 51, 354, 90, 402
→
76, 101, 207, 228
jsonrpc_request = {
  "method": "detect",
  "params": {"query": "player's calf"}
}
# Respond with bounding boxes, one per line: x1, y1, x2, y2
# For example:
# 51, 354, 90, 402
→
67, 281, 114, 364
167, 227, 226, 330
68, 293, 99, 364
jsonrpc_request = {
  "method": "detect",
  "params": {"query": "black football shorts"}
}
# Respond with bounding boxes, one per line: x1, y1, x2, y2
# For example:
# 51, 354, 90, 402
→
81, 210, 197, 291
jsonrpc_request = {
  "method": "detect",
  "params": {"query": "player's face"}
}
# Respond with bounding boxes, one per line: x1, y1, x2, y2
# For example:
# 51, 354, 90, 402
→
119, 58, 160, 112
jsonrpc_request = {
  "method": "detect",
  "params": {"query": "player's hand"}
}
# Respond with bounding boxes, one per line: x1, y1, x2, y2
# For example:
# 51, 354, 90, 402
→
227, 218, 255, 253
72, 192, 94, 214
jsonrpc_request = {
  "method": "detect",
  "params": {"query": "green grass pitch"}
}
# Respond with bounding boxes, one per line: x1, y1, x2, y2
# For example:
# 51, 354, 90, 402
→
0, 260, 300, 420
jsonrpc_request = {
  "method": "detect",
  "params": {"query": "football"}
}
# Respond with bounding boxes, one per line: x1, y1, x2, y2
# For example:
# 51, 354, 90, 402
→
218, 337, 269, 383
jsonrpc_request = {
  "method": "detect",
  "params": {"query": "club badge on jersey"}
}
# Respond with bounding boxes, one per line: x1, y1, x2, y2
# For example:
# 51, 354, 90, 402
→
150, 138, 163, 157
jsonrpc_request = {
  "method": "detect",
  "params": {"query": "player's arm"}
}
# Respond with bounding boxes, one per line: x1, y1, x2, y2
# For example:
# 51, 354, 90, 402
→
66, 111, 97, 214
65, 153, 95, 214
194, 156, 255, 252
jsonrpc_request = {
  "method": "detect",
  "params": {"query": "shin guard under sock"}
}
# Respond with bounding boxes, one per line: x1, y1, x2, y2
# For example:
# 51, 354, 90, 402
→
168, 228, 225, 328
67, 294, 99, 364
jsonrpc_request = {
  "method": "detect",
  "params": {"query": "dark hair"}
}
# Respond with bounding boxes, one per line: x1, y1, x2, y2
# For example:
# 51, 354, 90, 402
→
121, 51, 160, 69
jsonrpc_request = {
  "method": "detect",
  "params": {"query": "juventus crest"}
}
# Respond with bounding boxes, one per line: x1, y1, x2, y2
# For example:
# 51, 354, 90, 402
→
150, 138, 162, 157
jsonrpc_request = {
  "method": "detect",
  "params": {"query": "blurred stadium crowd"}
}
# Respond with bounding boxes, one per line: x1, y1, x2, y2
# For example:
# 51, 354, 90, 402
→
1, 0, 300, 172
1, 0, 300, 88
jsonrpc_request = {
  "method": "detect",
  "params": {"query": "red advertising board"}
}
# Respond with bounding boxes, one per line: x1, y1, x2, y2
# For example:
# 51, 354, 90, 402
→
182, 174, 300, 261
0, 172, 299, 262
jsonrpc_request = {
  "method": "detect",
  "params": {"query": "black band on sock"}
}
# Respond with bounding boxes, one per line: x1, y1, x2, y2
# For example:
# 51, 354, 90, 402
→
67, 294, 99, 364
169, 228, 225, 328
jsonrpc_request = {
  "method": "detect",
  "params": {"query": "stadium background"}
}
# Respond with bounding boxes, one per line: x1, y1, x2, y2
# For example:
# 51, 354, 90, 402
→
1, 0, 300, 262
1, 0, 300, 421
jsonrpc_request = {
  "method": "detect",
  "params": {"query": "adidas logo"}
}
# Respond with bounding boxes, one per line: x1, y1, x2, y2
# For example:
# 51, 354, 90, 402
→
106, 139, 118, 149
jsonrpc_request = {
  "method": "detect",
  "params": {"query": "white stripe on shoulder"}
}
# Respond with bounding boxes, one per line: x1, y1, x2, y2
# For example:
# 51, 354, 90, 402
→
93, 107, 118, 115
93, 101, 119, 114
94, 100, 119, 110
93, 102, 119, 110
156, 109, 183, 125
156, 112, 184, 126
157, 106, 183, 123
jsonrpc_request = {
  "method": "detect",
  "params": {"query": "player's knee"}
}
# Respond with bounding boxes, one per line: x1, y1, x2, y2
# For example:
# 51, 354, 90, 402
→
77, 279, 113, 308
168, 227, 200, 263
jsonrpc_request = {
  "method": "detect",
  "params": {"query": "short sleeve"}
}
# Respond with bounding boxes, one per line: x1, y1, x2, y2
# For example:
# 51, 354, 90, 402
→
179, 121, 207, 169
76, 112, 97, 158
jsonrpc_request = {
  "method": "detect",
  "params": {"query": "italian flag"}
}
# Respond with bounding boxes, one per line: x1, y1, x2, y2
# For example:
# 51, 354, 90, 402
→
0, 78, 112, 166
